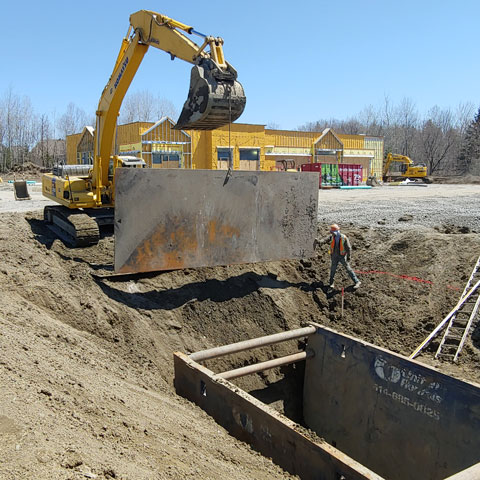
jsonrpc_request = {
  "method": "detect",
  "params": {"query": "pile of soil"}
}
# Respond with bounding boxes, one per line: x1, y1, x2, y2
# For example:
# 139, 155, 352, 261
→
10, 162, 45, 176
1, 162, 46, 183
1, 210, 480, 479
432, 174, 480, 184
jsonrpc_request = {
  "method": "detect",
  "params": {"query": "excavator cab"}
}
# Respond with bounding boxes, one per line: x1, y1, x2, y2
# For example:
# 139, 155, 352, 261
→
174, 57, 246, 130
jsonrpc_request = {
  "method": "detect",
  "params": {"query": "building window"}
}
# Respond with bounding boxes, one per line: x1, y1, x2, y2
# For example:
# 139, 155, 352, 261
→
153, 152, 181, 166
239, 149, 259, 161
152, 152, 163, 165
217, 147, 233, 162
81, 151, 93, 165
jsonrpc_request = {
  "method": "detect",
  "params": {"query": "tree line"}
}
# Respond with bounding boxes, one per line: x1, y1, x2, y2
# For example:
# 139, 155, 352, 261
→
0, 88, 177, 172
1, 87, 479, 176
297, 97, 480, 175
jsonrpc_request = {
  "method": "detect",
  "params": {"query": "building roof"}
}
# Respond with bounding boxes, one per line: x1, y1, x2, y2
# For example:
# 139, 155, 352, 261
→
141, 117, 190, 137
314, 128, 344, 147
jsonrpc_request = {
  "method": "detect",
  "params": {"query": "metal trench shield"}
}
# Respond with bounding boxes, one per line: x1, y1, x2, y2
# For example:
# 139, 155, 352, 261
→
114, 169, 319, 274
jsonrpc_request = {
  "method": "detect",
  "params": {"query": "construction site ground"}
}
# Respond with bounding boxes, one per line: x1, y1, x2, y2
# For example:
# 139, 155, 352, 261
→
1, 178, 480, 479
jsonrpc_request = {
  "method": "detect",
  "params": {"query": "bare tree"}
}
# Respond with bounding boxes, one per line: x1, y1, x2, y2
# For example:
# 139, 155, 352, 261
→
119, 90, 177, 123
418, 106, 459, 174
57, 102, 89, 139
455, 102, 475, 135
396, 97, 419, 157
0, 95, 5, 171
31, 114, 53, 167
338, 118, 363, 134
358, 104, 382, 136
0, 87, 37, 167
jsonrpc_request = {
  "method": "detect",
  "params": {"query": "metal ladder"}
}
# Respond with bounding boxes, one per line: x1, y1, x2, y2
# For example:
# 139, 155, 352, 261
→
435, 256, 480, 362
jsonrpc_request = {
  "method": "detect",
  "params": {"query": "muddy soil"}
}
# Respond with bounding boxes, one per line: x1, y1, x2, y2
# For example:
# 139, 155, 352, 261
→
1, 184, 480, 479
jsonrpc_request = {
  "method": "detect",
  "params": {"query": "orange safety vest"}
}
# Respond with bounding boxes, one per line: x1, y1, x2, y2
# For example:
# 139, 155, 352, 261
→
329, 234, 346, 256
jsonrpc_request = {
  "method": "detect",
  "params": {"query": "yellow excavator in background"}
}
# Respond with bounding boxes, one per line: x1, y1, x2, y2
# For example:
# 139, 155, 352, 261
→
42, 10, 246, 247
382, 153, 430, 183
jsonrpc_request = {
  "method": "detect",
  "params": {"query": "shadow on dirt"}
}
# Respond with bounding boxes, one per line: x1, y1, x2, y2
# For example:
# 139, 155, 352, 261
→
471, 323, 480, 350
95, 273, 331, 311
26, 217, 56, 248
249, 362, 306, 424
26, 216, 113, 249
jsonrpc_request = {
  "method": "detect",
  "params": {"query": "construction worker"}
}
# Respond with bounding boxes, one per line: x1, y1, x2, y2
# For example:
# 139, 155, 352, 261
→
315, 224, 361, 289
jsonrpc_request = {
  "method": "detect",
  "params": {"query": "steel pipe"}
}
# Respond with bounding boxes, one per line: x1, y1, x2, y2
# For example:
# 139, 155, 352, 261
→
217, 350, 315, 381
189, 326, 316, 363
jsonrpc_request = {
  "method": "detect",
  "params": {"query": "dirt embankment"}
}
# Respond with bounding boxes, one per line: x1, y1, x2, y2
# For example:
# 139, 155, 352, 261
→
1, 193, 480, 479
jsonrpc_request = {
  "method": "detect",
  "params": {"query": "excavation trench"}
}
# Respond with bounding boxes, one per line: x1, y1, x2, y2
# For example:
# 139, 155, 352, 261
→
2, 205, 480, 479
175, 324, 480, 480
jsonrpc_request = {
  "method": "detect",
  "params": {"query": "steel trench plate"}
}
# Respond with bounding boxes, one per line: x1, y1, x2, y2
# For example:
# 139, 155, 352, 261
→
114, 169, 319, 274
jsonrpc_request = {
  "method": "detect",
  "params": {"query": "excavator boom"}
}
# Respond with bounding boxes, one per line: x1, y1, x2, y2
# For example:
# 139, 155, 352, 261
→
94, 9, 246, 192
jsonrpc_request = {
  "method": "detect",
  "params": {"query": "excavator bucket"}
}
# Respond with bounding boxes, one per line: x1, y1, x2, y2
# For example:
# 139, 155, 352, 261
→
174, 58, 246, 130
13, 180, 31, 201
114, 169, 319, 274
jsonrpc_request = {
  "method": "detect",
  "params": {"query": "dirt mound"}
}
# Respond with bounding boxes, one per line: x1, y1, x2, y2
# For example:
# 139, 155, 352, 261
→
10, 161, 44, 175
1, 210, 480, 478
432, 174, 480, 184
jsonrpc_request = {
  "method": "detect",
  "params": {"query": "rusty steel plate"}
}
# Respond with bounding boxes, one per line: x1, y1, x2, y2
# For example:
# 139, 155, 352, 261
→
114, 169, 319, 274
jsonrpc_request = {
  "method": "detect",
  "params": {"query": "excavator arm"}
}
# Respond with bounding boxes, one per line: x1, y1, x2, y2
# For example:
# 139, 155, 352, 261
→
383, 153, 413, 177
93, 9, 246, 198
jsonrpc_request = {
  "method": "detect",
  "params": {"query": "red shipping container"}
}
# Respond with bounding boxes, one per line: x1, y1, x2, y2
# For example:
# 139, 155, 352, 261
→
348, 166, 355, 186
301, 163, 312, 172
354, 165, 362, 185
338, 164, 346, 185
337, 164, 364, 186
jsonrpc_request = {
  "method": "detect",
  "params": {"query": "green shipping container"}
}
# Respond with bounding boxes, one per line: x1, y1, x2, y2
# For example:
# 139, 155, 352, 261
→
321, 163, 341, 187
321, 164, 329, 187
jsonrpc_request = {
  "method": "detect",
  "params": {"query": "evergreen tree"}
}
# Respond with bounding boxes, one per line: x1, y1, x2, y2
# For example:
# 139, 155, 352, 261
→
458, 107, 480, 174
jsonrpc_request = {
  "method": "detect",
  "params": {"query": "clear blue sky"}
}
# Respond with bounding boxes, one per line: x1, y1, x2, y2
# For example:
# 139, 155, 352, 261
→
2, 0, 479, 130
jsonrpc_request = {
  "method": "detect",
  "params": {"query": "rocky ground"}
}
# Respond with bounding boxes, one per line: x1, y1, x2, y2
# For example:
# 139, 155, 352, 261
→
0, 180, 480, 479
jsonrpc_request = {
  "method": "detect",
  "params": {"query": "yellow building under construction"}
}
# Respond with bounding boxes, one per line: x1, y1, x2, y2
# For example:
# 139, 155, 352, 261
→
66, 119, 384, 180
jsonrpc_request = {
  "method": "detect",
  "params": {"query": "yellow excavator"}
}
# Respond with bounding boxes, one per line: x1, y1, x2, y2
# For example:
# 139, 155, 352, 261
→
41, 10, 319, 275
42, 10, 246, 247
382, 153, 430, 183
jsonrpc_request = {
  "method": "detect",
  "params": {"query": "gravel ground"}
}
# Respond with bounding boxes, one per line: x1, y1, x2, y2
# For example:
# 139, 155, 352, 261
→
0, 183, 54, 213
1, 181, 479, 233
317, 184, 480, 232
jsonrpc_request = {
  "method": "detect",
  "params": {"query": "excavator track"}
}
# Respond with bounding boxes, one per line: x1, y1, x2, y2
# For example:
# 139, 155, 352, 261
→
44, 205, 100, 247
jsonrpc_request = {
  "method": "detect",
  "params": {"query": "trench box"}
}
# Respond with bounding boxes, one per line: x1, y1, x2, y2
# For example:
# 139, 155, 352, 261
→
304, 326, 480, 480
175, 324, 480, 479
